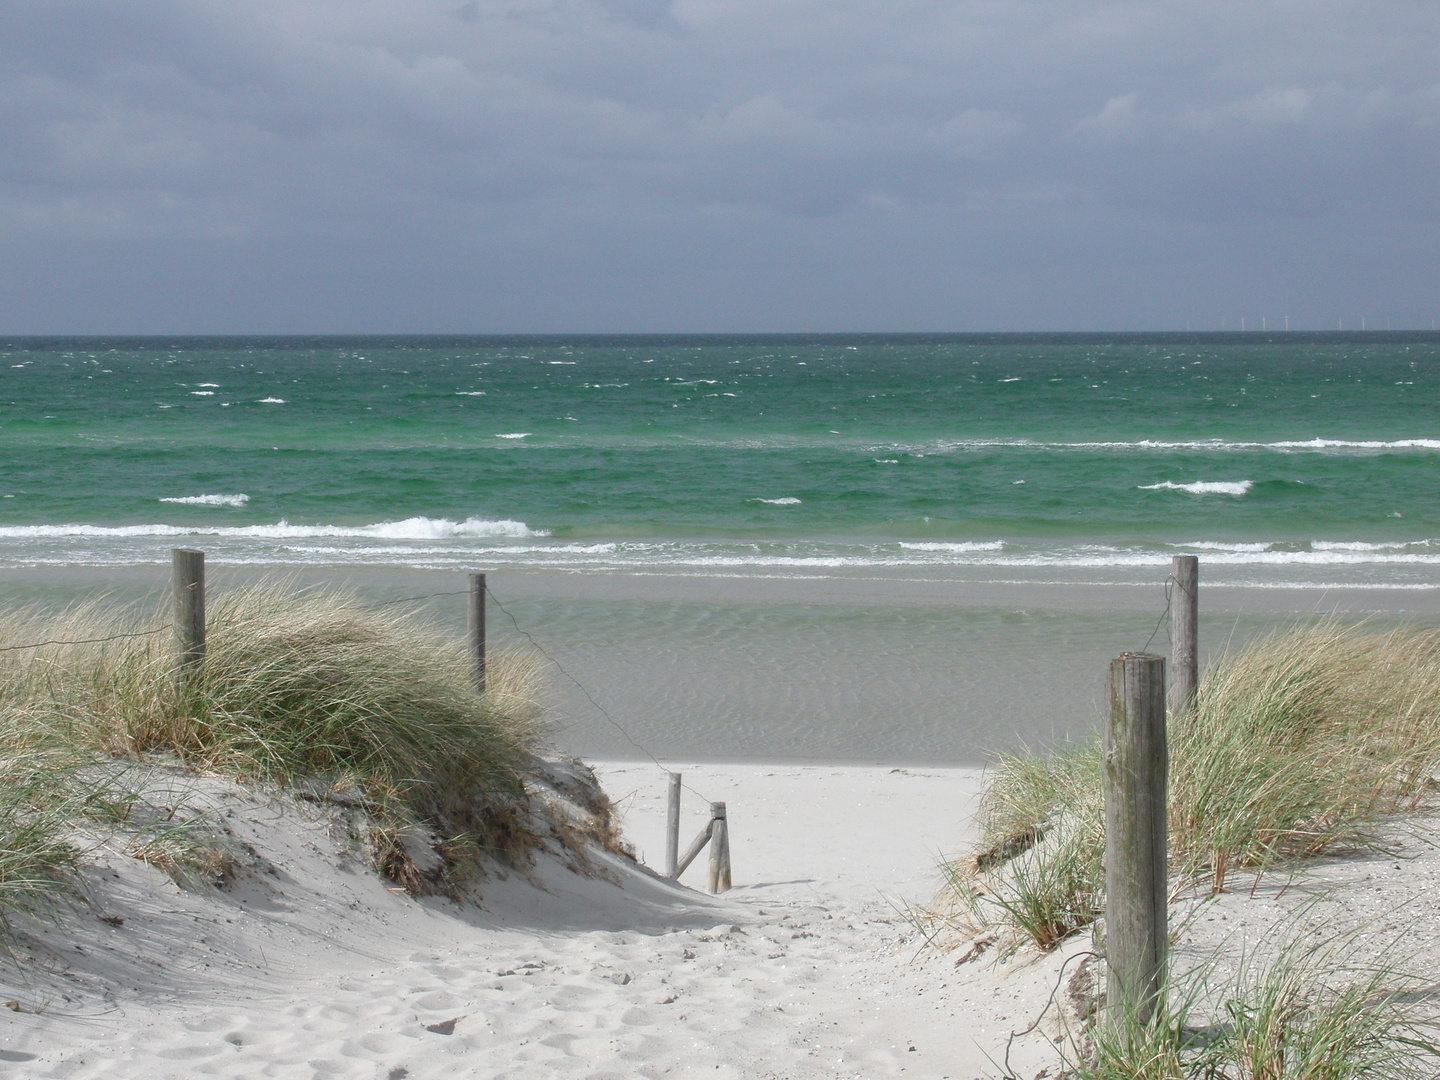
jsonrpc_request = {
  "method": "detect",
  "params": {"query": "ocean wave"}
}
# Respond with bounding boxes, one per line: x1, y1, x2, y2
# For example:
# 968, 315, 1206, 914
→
494, 433, 531, 440
0, 516, 547, 540
1139, 481, 1253, 495
753, 497, 802, 505
861, 438, 1440, 456
897, 541, 1006, 552
158, 494, 250, 507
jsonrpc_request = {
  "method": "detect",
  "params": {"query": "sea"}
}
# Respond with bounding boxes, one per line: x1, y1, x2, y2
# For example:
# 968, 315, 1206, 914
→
5, 333, 1440, 762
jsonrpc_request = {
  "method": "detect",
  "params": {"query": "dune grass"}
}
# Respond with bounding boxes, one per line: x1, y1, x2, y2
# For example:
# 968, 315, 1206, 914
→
941, 620, 1440, 952
1076, 930, 1440, 1080
0, 582, 550, 915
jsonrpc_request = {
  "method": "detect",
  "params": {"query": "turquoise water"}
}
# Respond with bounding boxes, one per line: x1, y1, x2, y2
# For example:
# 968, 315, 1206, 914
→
4, 333, 1440, 587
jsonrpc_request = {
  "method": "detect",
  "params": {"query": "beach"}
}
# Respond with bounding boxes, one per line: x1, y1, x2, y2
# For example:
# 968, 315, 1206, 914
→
1, 755, 1437, 1079
5, 563, 1440, 764
4, 335, 1440, 1075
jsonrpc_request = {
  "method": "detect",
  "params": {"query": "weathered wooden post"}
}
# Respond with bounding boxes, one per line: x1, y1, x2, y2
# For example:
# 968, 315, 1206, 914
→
171, 548, 205, 682
708, 801, 731, 894
1170, 555, 1198, 717
672, 816, 713, 879
1104, 652, 1168, 1026
665, 773, 682, 879
468, 572, 486, 693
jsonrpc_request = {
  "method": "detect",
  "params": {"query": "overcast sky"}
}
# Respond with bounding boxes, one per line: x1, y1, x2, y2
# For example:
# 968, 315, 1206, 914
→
2, 0, 1437, 332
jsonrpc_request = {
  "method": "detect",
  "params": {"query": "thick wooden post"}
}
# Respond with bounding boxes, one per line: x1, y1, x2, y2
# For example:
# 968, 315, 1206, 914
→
665, 773, 682, 879
1170, 555, 1198, 717
468, 573, 486, 693
171, 548, 206, 681
708, 802, 731, 894
1105, 652, 1168, 1026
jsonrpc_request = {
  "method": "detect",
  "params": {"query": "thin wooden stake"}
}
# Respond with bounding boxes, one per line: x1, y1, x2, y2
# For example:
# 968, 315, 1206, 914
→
468, 572, 486, 693
708, 802, 731, 894
1104, 651, 1168, 1027
665, 773, 682, 879
673, 820, 713, 879
171, 548, 205, 682
1170, 555, 1198, 718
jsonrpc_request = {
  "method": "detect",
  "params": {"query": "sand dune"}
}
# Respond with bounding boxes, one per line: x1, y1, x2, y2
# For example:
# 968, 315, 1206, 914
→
1, 761, 1437, 1079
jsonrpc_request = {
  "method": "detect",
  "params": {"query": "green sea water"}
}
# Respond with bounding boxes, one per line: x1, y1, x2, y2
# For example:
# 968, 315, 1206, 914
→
4, 333, 1439, 586
7, 333, 1440, 761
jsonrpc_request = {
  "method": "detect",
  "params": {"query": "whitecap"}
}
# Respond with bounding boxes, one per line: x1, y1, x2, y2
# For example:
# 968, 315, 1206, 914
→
0, 516, 548, 540
159, 494, 250, 507
189, 391, 215, 396
1139, 481, 1253, 496
257, 397, 286, 404
753, 497, 802, 505
897, 542, 1005, 552
455, 391, 486, 396
495, 433, 531, 439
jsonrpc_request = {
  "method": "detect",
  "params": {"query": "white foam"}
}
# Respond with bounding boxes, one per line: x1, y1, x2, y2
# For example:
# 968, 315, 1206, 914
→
196, 383, 220, 388
455, 391, 486, 396
1268, 438, 1440, 450
1311, 540, 1426, 552
0, 516, 547, 540
189, 391, 215, 397
1177, 541, 1273, 552
754, 497, 802, 505
495, 433, 531, 439
862, 438, 1440, 456
1139, 481, 1253, 495
158, 494, 250, 507
897, 542, 1005, 552
257, 397, 286, 404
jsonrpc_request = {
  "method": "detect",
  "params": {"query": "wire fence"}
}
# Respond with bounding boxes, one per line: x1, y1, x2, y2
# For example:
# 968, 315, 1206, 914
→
0, 625, 169, 653
0, 563, 1185, 829
482, 585, 712, 805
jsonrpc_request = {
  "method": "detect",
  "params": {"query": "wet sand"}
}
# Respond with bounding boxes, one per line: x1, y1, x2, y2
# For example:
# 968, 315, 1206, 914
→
5, 563, 1440, 764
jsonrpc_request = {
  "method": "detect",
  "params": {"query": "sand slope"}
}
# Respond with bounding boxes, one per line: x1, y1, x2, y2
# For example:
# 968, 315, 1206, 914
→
2, 761, 1436, 1079
0, 762, 1019, 1079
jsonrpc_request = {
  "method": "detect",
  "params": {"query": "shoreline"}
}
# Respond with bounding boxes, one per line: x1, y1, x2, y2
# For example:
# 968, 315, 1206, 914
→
5, 564, 1440, 766
8, 560, 1440, 611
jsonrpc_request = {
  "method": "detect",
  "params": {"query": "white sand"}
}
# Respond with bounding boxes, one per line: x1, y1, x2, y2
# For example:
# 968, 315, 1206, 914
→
1, 760, 1437, 1079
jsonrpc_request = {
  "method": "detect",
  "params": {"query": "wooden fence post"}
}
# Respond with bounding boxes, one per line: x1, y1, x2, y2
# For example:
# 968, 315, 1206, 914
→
708, 802, 731, 894
673, 818, 713, 879
665, 773, 682, 879
1104, 651, 1168, 1026
468, 573, 486, 693
172, 548, 205, 682
1170, 555, 1198, 717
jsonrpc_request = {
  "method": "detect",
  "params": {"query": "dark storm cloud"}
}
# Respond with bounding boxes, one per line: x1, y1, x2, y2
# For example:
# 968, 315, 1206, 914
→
1, 0, 1437, 330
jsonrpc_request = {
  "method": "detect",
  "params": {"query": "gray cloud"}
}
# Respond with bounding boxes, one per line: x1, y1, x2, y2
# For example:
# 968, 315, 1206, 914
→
1, 0, 1437, 330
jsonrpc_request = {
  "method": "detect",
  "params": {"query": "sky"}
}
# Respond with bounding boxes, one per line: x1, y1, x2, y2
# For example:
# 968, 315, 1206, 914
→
1, 0, 1437, 333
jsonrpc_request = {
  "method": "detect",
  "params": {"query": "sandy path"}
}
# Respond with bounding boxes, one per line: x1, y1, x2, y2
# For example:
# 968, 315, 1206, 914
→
1, 762, 1046, 1080
9, 760, 1429, 1078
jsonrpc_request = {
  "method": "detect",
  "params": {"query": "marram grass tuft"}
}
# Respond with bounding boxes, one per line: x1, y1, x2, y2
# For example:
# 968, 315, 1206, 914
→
0, 583, 551, 914
938, 620, 1440, 952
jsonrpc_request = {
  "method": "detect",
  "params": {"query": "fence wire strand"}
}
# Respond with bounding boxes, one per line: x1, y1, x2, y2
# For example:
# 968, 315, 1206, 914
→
483, 586, 712, 804
0, 626, 168, 653
1140, 574, 1175, 655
